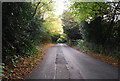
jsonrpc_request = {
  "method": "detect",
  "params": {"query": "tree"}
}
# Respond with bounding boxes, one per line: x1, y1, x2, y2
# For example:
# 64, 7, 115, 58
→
67, 2, 120, 58
42, 13, 63, 42
69, 2, 111, 22
69, 2, 120, 45
32, 0, 54, 18
3, 2, 35, 64
62, 11, 82, 40
2, 1, 56, 64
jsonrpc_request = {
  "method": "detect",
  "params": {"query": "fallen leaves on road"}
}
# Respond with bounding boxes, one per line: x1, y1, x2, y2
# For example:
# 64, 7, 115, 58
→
72, 47, 119, 68
3, 43, 55, 80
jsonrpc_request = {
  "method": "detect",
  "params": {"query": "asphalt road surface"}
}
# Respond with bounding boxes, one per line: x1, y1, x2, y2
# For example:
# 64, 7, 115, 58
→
25, 44, 118, 79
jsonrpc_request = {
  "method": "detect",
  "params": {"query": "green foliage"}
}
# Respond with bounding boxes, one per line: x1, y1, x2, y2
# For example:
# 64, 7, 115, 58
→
79, 17, 120, 59
42, 14, 63, 43
67, 2, 120, 59
51, 34, 60, 43
32, 1, 54, 18
2, 2, 60, 64
69, 2, 111, 22
57, 34, 67, 43
62, 11, 82, 40
80, 17, 105, 44
0, 63, 4, 79
76, 39, 85, 50
3, 2, 34, 64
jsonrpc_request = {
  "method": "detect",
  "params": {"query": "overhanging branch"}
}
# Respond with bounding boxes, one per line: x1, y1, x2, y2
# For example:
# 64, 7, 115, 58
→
32, 0, 53, 17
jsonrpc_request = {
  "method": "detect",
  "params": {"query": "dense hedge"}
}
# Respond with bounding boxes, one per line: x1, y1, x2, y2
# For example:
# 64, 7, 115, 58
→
2, 2, 58, 65
62, 2, 120, 59
79, 17, 120, 59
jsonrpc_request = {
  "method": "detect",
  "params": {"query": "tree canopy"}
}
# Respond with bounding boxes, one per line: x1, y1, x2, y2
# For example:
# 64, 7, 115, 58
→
2, 1, 63, 64
62, 2, 120, 59
62, 11, 82, 40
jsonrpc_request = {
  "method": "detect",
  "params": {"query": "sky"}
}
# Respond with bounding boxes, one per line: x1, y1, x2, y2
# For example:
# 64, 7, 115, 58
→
53, 0, 70, 15
52, 0, 71, 34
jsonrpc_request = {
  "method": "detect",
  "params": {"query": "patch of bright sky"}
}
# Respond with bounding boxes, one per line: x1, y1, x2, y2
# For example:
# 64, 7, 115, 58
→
52, 0, 118, 15
51, 0, 71, 34
53, 0, 70, 15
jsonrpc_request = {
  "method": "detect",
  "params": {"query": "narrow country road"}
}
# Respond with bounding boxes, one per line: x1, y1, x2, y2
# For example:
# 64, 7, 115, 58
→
25, 44, 118, 79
